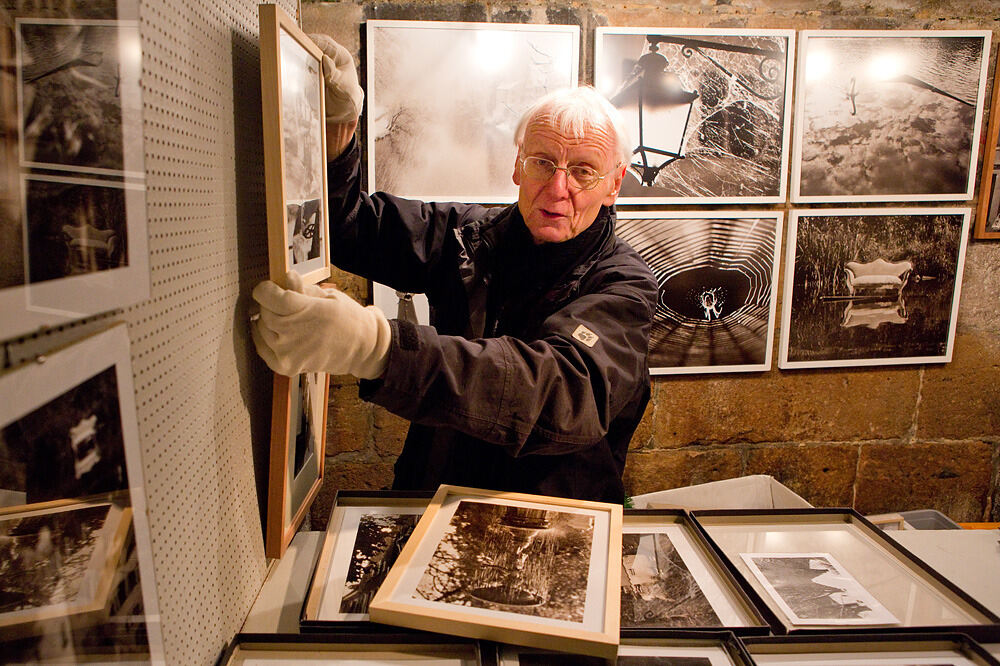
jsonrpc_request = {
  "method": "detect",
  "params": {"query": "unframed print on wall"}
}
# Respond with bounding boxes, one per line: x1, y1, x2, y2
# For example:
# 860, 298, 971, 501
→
779, 208, 970, 369
791, 30, 990, 203
616, 211, 782, 374
366, 20, 579, 202
595, 27, 794, 204
0, 9, 148, 340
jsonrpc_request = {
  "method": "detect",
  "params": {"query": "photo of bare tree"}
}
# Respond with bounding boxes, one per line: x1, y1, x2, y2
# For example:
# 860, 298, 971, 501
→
621, 532, 721, 628
740, 553, 898, 625
780, 208, 970, 369
616, 211, 781, 374
792, 31, 989, 202
367, 21, 578, 202
415, 501, 594, 621
596, 28, 793, 204
340, 512, 419, 614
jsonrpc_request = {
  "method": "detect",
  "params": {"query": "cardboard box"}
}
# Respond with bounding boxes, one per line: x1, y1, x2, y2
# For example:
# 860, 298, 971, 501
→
631, 475, 813, 510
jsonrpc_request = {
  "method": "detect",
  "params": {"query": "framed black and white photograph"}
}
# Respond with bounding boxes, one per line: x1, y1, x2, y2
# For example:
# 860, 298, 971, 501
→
369, 485, 621, 659
691, 509, 1000, 641
0, 6, 148, 340
301, 491, 432, 627
259, 3, 330, 286
266, 371, 328, 559
595, 28, 794, 205
791, 30, 991, 203
974, 59, 1000, 239
745, 633, 1000, 666
616, 211, 783, 374
366, 20, 579, 202
739, 553, 898, 626
0, 322, 163, 662
620, 511, 769, 634
779, 208, 970, 369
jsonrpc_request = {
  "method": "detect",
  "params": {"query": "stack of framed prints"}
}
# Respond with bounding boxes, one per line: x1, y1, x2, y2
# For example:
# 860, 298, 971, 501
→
689, 509, 1000, 641
368, 485, 622, 659
744, 633, 1000, 666
218, 632, 497, 665
0, 323, 163, 662
620, 510, 770, 635
1, 1, 148, 340
258, 3, 332, 559
301, 490, 435, 630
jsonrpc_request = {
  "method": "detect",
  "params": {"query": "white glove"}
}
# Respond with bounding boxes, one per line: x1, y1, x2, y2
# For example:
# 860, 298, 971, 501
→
309, 33, 364, 123
251, 271, 391, 379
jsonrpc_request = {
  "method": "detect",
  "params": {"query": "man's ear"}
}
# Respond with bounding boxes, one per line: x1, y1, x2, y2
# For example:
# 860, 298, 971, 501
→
603, 164, 627, 206
512, 154, 522, 186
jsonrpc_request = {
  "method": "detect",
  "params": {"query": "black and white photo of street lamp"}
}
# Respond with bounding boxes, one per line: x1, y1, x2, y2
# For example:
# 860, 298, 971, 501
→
616, 211, 783, 374
792, 30, 990, 203
596, 28, 794, 204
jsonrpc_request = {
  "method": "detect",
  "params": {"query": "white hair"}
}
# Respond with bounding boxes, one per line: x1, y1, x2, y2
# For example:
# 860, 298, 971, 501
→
513, 86, 633, 167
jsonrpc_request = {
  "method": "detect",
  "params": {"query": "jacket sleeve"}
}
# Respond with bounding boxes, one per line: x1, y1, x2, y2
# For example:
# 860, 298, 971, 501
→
361, 250, 657, 456
326, 138, 486, 292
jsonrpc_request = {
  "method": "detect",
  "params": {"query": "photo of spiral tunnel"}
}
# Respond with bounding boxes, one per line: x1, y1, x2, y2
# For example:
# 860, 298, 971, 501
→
616, 211, 782, 374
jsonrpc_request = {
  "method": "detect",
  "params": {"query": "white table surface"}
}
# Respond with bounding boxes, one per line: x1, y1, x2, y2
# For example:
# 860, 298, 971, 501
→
243, 527, 1000, 651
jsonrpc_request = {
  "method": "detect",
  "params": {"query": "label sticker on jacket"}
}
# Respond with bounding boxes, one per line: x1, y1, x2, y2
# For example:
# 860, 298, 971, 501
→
572, 324, 598, 347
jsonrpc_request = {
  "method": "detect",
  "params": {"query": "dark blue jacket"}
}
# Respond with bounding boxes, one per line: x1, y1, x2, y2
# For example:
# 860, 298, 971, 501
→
327, 139, 656, 503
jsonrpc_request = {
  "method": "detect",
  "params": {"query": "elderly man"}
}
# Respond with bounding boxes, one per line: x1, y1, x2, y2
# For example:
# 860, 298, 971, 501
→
252, 37, 656, 503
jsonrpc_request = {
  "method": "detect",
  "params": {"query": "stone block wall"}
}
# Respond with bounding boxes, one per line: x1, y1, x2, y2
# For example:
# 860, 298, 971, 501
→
303, 0, 1000, 526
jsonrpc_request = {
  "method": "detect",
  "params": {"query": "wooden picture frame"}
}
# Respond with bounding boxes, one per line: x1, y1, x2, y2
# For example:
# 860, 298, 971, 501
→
218, 632, 497, 665
594, 27, 795, 205
259, 2, 330, 287
620, 510, 770, 635
744, 632, 1000, 666
301, 490, 434, 628
0, 498, 131, 639
265, 370, 328, 559
975, 59, 1000, 239
369, 485, 622, 659
690, 509, 1000, 642
778, 207, 971, 369
790, 30, 991, 204
615, 210, 783, 374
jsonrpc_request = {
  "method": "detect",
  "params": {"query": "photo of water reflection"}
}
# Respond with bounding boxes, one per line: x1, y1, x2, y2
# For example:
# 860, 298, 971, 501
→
793, 31, 989, 202
780, 209, 970, 369
616, 212, 781, 374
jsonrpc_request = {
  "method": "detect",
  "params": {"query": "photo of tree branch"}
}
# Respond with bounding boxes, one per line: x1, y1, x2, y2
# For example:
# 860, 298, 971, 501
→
340, 512, 418, 614
415, 501, 594, 621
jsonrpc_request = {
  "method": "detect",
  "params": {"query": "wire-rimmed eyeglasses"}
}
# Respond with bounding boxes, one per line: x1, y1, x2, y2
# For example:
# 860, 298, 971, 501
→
518, 156, 617, 191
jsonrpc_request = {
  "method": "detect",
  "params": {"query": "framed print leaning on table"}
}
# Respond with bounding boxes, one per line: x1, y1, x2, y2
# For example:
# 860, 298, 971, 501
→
369, 485, 622, 659
258, 3, 331, 558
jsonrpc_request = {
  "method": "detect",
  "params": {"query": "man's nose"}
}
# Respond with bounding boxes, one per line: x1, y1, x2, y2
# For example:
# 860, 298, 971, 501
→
544, 167, 571, 196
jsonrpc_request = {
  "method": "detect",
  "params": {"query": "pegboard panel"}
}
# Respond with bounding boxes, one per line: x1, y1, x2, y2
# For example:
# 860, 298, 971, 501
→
120, 0, 298, 662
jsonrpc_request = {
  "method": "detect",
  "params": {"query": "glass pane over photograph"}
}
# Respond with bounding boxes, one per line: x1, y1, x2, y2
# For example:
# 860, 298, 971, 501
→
696, 512, 997, 634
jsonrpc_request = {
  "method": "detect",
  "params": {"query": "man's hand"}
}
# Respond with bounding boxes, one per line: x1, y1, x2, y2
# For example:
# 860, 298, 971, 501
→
251, 271, 391, 379
309, 33, 363, 159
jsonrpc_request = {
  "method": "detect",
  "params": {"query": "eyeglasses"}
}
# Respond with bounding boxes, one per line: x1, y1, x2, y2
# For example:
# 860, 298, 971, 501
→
518, 156, 615, 191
